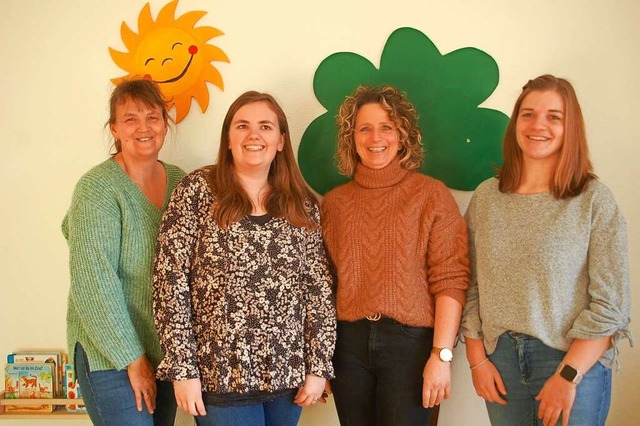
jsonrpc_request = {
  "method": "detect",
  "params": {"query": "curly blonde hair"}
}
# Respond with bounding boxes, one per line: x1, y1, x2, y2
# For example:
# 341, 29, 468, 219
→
336, 85, 423, 176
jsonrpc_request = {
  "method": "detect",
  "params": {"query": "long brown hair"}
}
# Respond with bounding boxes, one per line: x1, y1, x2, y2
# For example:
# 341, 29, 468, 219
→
107, 78, 171, 153
336, 85, 423, 176
206, 91, 318, 229
499, 74, 595, 198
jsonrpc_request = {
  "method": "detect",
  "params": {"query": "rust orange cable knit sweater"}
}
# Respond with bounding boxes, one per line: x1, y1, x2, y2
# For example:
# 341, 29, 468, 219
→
321, 158, 470, 327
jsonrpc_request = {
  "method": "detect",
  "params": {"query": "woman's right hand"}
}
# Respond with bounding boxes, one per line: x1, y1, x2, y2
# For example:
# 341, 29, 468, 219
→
126, 354, 157, 414
174, 378, 207, 416
318, 380, 332, 403
294, 374, 326, 407
471, 359, 508, 405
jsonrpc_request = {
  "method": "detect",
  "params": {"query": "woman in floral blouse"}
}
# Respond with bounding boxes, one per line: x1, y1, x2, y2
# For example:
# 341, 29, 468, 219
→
152, 91, 336, 426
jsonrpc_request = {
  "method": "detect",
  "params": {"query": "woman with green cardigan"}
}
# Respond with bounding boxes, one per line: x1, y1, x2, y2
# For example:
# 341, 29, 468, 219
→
63, 79, 185, 426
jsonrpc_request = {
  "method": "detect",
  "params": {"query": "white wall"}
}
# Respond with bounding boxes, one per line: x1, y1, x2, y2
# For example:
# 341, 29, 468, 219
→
1, 0, 638, 424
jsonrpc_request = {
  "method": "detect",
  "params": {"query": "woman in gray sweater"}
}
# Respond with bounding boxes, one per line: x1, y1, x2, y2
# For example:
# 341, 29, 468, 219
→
461, 75, 632, 426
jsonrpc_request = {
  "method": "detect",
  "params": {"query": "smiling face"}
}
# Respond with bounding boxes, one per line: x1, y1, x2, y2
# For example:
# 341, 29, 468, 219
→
228, 101, 284, 175
137, 28, 201, 94
354, 103, 401, 169
516, 90, 565, 167
110, 97, 167, 160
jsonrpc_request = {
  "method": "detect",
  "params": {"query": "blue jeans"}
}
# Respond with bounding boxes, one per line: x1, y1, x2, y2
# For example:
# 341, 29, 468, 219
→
195, 393, 302, 426
74, 342, 177, 426
486, 332, 611, 426
331, 318, 434, 426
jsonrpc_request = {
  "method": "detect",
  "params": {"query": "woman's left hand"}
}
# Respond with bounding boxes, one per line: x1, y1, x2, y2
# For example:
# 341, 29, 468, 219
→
536, 374, 576, 426
294, 374, 326, 407
127, 354, 157, 414
422, 355, 451, 408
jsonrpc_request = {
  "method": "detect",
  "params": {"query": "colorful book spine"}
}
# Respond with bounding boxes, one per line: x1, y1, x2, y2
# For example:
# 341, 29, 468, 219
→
64, 364, 87, 413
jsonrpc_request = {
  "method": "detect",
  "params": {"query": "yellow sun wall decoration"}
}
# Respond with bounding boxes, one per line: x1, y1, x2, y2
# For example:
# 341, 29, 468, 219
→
110, 0, 229, 122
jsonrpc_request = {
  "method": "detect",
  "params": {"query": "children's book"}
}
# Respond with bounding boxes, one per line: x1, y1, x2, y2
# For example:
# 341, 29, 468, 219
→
3, 362, 55, 413
6, 351, 62, 397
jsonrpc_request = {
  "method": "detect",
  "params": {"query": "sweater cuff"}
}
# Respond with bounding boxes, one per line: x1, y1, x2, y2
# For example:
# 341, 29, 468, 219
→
103, 338, 145, 371
155, 358, 200, 382
305, 357, 335, 380
434, 288, 466, 307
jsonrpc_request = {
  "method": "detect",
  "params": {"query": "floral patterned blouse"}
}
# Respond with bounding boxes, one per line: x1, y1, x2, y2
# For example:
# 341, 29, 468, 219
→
152, 168, 336, 395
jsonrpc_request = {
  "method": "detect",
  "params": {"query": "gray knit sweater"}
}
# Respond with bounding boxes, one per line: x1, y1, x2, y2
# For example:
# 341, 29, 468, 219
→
63, 158, 185, 371
460, 178, 632, 367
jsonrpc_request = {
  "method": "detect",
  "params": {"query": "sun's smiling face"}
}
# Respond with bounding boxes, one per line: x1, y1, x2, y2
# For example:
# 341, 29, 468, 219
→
110, 0, 229, 122
137, 28, 200, 89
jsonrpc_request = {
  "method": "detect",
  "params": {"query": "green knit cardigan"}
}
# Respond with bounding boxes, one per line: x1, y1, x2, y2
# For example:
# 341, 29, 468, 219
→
63, 158, 185, 371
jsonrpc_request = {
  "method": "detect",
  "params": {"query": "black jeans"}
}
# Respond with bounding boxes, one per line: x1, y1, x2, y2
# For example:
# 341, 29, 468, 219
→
331, 318, 434, 426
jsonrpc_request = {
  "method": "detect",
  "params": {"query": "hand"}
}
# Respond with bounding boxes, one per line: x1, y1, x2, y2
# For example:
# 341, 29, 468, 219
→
294, 374, 326, 407
317, 380, 332, 404
126, 355, 157, 414
471, 359, 507, 405
536, 373, 576, 426
174, 378, 206, 417
422, 355, 451, 408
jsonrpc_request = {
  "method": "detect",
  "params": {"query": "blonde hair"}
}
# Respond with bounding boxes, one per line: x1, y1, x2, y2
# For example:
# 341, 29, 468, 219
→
336, 85, 423, 176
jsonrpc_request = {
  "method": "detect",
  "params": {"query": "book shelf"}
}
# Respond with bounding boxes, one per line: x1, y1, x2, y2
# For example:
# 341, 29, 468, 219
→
0, 392, 88, 420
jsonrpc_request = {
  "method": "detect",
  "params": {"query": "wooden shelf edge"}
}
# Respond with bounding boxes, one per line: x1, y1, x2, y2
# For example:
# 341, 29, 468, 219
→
0, 392, 87, 418
0, 406, 89, 419
0, 398, 84, 406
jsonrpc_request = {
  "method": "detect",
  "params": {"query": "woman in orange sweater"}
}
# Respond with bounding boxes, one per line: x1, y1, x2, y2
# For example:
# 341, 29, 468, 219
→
321, 84, 470, 425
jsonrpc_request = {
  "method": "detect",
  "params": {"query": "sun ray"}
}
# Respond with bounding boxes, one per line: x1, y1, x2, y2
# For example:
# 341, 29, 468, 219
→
156, 0, 179, 24
109, 0, 229, 122
175, 10, 207, 28
196, 26, 224, 43
204, 45, 229, 63
192, 81, 210, 112
173, 92, 192, 123
201, 63, 224, 90
110, 48, 134, 72
137, 4, 154, 35
120, 22, 139, 52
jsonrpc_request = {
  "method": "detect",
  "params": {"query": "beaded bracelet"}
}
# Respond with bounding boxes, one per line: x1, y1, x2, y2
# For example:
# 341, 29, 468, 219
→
469, 358, 489, 370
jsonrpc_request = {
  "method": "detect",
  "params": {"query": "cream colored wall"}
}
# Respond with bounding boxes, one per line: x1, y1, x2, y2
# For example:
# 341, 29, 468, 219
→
1, 0, 638, 425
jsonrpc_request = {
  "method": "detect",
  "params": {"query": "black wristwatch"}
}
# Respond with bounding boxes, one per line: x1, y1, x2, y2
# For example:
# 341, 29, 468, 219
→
556, 363, 583, 384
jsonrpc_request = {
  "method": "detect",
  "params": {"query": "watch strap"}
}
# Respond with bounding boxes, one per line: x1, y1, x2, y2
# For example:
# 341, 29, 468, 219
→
556, 363, 583, 384
431, 347, 453, 362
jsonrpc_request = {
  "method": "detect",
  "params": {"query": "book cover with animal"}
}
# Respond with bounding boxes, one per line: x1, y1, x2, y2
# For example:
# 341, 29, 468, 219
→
64, 363, 87, 413
6, 351, 62, 397
3, 363, 55, 413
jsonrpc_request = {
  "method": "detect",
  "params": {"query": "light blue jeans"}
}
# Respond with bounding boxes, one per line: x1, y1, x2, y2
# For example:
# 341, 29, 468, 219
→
74, 342, 177, 426
195, 393, 302, 426
486, 332, 611, 426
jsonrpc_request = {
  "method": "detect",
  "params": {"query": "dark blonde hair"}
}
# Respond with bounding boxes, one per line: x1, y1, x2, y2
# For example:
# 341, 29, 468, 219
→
336, 85, 423, 176
206, 91, 318, 229
499, 74, 595, 198
107, 78, 171, 153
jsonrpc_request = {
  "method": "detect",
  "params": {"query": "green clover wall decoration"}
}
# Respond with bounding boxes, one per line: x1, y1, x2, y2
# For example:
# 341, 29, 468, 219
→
299, 27, 507, 193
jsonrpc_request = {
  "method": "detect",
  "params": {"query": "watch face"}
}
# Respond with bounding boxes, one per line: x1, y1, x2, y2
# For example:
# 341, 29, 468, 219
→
439, 348, 453, 362
559, 365, 578, 382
